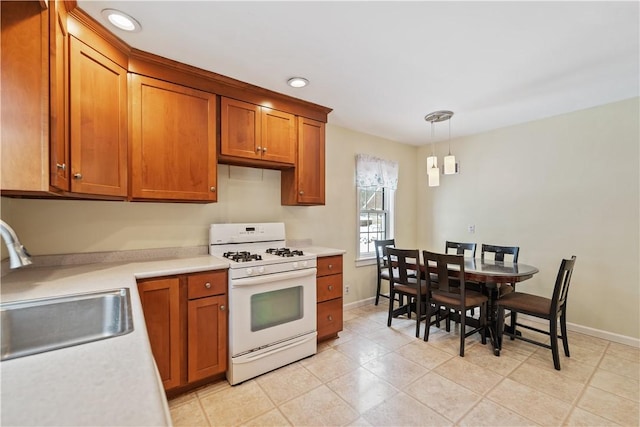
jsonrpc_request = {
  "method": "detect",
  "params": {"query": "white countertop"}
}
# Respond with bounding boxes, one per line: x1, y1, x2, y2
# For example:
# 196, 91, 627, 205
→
300, 246, 347, 257
0, 255, 229, 427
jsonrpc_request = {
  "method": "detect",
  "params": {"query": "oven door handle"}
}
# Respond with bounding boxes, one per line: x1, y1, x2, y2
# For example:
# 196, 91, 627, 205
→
234, 333, 317, 363
232, 268, 317, 287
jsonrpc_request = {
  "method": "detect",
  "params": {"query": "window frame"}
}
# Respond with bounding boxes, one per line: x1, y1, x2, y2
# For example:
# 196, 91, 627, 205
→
356, 185, 395, 261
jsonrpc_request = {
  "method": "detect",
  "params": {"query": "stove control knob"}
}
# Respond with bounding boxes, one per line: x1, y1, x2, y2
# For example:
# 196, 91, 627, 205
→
246, 268, 253, 276
258, 266, 265, 274
292, 262, 299, 269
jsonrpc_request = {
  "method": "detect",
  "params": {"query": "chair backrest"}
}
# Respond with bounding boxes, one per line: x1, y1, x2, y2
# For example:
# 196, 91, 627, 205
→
384, 247, 419, 288
481, 244, 520, 263
374, 239, 395, 273
551, 256, 577, 315
423, 250, 466, 295
445, 241, 477, 258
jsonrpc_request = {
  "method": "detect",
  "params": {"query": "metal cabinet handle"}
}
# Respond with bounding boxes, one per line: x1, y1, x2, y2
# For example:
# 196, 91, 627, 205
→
328, 264, 333, 269
328, 285, 333, 291
299, 190, 304, 195
73, 173, 82, 179
256, 146, 262, 153
328, 315, 333, 321
205, 282, 211, 289
220, 305, 225, 311
262, 147, 267, 153
56, 163, 66, 171
210, 186, 216, 192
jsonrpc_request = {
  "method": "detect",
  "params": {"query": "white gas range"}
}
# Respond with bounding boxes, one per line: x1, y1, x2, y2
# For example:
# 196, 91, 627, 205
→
209, 223, 317, 385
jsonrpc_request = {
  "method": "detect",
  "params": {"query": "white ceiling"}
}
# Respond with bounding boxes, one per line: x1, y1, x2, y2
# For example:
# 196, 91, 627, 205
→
77, 1, 639, 145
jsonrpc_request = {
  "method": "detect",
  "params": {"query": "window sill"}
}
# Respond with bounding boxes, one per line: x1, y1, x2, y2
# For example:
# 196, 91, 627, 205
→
355, 257, 376, 268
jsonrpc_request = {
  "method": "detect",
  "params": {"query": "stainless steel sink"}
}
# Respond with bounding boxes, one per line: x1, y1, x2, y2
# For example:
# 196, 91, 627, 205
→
1, 288, 134, 361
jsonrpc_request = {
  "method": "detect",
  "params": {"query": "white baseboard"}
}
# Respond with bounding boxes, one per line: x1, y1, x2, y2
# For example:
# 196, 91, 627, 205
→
344, 297, 640, 349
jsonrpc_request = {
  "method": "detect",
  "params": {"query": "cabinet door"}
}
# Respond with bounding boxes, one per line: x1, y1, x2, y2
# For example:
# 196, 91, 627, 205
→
297, 117, 325, 204
69, 36, 127, 197
129, 75, 217, 201
50, 0, 69, 191
138, 277, 182, 390
187, 295, 227, 383
220, 97, 261, 160
0, 1, 50, 193
261, 107, 296, 164
281, 117, 325, 205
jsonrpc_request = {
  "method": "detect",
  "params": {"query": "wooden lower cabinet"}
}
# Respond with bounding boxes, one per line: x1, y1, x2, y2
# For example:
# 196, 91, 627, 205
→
316, 255, 344, 341
138, 270, 228, 392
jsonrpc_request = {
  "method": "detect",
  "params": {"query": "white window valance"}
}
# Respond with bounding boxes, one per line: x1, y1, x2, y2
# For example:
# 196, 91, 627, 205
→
355, 154, 398, 190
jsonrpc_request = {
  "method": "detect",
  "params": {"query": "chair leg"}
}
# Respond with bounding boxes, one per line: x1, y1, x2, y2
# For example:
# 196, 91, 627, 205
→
414, 296, 422, 338
375, 277, 381, 306
560, 311, 570, 357
480, 303, 487, 345
510, 311, 517, 340
459, 307, 466, 357
497, 306, 505, 350
387, 288, 395, 327
550, 316, 561, 370
423, 300, 433, 342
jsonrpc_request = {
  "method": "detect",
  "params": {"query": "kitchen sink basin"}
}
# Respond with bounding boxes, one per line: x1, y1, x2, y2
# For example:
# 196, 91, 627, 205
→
1, 288, 133, 361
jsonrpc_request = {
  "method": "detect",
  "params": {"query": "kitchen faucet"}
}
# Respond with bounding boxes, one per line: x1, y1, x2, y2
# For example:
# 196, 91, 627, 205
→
0, 220, 32, 269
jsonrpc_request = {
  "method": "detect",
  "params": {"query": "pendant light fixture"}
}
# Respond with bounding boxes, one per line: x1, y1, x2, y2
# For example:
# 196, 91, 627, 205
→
425, 110, 456, 187
426, 115, 440, 187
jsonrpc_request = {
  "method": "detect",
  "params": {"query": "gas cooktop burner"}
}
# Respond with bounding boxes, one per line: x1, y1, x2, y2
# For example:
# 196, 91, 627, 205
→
223, 251, 263, 262
266, 248, 305, 257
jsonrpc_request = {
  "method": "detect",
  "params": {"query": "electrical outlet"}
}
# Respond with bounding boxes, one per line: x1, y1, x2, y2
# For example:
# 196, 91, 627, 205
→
468, 224, 475, 234
345, 285, 350, 295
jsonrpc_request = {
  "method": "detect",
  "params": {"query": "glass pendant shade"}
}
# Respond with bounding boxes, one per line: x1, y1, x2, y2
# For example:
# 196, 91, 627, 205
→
444, 154, 456, 175
427, 156, 438, 169
428, 166, 440, 187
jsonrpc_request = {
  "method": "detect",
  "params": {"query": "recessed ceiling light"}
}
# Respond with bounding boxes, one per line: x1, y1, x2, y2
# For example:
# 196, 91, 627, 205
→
101, 9, 142, 32
287, 77, 309, 88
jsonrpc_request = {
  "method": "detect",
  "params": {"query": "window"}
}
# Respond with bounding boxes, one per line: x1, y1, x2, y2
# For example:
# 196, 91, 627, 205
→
355, 154, 398, 260
358, 186, 394, 258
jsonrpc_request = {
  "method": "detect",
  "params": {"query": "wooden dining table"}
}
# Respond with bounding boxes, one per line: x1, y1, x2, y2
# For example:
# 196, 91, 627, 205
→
421, 257, 539, 356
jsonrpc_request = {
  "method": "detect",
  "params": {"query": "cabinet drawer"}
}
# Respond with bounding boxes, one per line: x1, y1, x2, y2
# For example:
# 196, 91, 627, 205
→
187, 270, 227, 300
317, 274, 343, 303
317, 298, 343, 339
317, 255, 343, 277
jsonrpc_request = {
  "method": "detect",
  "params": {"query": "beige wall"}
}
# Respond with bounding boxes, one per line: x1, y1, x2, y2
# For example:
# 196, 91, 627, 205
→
2, 97, 638, 339
417, 97, 639, 339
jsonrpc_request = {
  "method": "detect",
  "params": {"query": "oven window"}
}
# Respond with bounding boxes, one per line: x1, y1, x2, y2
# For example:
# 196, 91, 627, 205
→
251, 286, 304, 331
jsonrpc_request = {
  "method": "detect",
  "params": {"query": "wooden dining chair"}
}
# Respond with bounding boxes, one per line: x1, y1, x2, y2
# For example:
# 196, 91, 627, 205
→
374, 239, 395, 305
497, 256, 577, 370
481, 244, 520, 296
445, 241, 477, 258
385, 247, 426, 338
423, 250, 487, 356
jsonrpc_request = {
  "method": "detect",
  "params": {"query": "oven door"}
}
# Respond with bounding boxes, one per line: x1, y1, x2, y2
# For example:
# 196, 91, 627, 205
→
229, 267, 317, 357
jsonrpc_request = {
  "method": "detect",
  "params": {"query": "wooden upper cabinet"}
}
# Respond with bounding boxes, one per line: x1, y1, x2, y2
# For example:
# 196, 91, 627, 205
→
0, 1, 50, 194
129, 75, 217, 202
220, 97, 296, 167
50, 0, 69, 191
282, 117, 326, 205
69, 36, 128, 197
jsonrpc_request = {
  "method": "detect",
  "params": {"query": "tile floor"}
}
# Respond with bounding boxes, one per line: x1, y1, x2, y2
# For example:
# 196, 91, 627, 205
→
169, 302, 640, 426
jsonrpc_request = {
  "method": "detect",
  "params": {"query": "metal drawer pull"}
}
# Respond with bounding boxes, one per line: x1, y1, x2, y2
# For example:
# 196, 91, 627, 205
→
220, 305, 225, 311
328, 315, 333, 321
328, 264, 333, 269
299, 190, 304, 195
205, 282, 211, 289
210, 186, 216, 192
328, 285, 333, 291
73, 173, 82, 179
